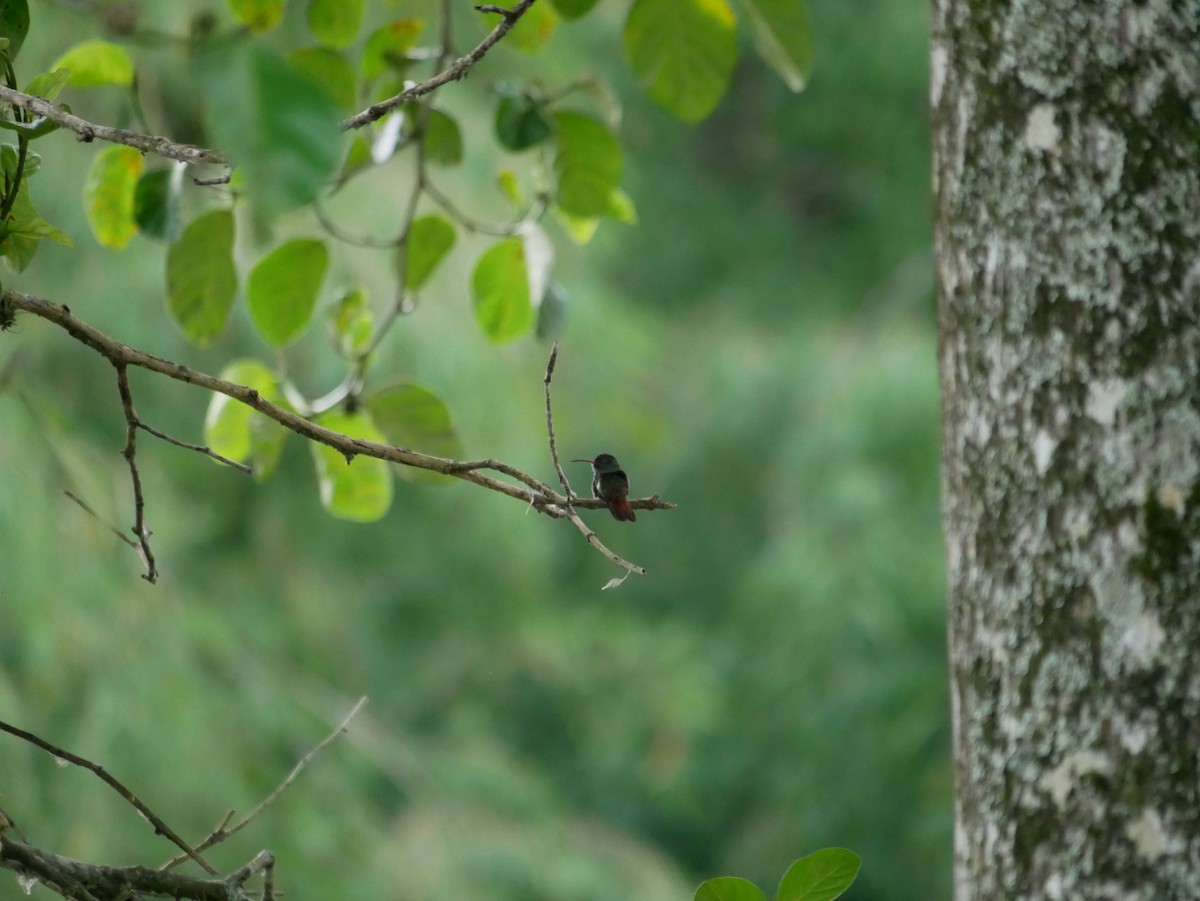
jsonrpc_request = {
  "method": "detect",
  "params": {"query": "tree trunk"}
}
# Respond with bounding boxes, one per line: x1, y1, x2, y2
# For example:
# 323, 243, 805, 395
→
932, 0, 1200, 897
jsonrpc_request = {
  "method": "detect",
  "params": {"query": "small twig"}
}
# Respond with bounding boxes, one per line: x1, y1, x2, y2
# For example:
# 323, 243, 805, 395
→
137, 421, 253, 475
341, 0, 540, 130
115, 363, 158, 583
162, 696, 368, 870
543, 342, 574, 500
565, 506, 647, 577
63, 490, 139, 549
0, 718, 217, 874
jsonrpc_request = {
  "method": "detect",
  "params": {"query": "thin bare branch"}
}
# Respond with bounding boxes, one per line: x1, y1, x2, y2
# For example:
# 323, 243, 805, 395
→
63, 491, 139, 549
341, 0, 541, 130
0, 718, 216, 874
115, 363, 158, 583
0, 84, 227, 166
163, 697, 368, 870
544, 342, 575, 499
137, 421, 254, 475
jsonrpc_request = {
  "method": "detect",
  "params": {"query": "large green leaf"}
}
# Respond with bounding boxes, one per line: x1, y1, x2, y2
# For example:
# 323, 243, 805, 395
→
695, 876, 768, 901
83, 146, 142, 249
367, 383, 464, 484
775, 849, 861, 901
0, 181, 72, 274
307, 0, 365, 49
133, 169, 181, 242
548, 0, 600, 19
246, 238, 329, 347
0, 0, 29, 60
553, 111, 622, 218
204, 359, 290, 479
287, 47, 358, 109
311, 410, 393, 522
207, 48, 342, 212
624, 0, 737, 122
50, 40, 134, 88
405, 215, 455, 289
737, 0, 812, 91
166, 209, 236, 346
228, 0, 284, 33
471, 237, 532, 343
361, 20, 423, 81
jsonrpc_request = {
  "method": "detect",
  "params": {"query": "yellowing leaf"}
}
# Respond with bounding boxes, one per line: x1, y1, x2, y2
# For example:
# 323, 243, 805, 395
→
83, 146, 142, 249
51, 40, 133, 88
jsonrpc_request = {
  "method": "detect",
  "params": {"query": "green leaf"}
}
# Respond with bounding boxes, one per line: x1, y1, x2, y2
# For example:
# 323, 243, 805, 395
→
776, 849, 862, 901
83, 146, 142, 249
367, 383, 464, 484
0, 182, 72, 273
423, 109, 463, 166
25, 68, 70, 101
696, 876, 768, 901
495, 94, 554, 152
50, 40, 134, 88
494, 2, 557, 54
307, 0, 364, 49
405, 215, 455, 289
497, 169, 521, 205
548, 0, 600, 19
553, 111, 622, 218
736, 0, 812, 91
311, 410, 393, 522
471, 237, 532, 343
206, 48, 342, 212
228, 0, 284, 33
361, 20, 423, 81
246, 239, 329, 347
0, 0, 29, 60
204, 359, 290, 479
329, 287, 373, 357
166, 209, 236, 346
133, 169, 181, 242
624, 0, 737, 122
287, 47, 358, 109
0, 115, 60, 139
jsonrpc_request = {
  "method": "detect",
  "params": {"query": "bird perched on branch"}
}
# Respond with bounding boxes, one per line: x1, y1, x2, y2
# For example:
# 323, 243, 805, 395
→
572, 453, 636, 522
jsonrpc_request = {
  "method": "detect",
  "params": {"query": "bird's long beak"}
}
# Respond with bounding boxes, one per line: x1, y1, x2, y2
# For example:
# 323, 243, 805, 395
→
570, 458, 594, 464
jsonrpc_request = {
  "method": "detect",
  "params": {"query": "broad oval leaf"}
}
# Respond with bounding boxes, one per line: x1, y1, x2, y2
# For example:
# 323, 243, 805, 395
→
361, 20, 423, 81
0, 0, 30, 60
776, 849, 862, 901
166, 209, 236, 346
207, 48, 342, 212
247, 238, 329, 347
204, 359, 289, 479
553, 111, 622, 218
287, 47, 358, 109
367, 383, 464, 484
495, 94, 554, 152
695, 876, 768, 901
548, 0, 600, 19
471, 237, 532, 343
624, 0, 737, 123
134, 169, 181, 242
311, 409, 393, 522
83, 146, 142, 249
307, 0, 365, 49
228, 0, 284, 33
405, 215, 456, 289
50, 40, 133, 88
423, 109, 463, 166
495, 2, 558, 54
737, 0, 812, 92
329, 287, 373, 357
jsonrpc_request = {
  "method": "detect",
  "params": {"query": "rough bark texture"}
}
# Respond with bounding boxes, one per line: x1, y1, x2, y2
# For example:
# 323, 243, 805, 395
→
932, 0, 1200, 898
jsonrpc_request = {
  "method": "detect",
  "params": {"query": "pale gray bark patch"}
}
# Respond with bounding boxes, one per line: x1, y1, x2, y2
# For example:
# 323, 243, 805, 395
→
933, 0, 1200, 898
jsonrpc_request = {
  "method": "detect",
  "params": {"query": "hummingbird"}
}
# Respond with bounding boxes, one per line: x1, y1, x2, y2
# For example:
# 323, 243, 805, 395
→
572, 453, 636, 522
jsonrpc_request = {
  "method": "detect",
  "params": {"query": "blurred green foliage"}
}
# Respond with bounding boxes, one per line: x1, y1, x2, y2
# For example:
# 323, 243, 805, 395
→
0, 1, 945, 900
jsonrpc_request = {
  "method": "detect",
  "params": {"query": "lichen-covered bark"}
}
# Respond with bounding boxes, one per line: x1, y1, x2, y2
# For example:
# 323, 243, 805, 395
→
932, 0, 1200, 897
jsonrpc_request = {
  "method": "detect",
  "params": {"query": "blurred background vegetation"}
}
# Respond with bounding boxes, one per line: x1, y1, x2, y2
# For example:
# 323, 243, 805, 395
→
0, 1, 945, 899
